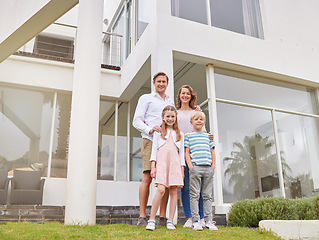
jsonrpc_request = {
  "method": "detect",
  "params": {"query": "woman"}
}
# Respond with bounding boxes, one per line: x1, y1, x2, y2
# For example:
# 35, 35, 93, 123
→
176, 85, 206, 228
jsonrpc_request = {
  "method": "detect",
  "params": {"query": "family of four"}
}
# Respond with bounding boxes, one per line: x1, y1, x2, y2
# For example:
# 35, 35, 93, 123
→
133, 72, 218, 231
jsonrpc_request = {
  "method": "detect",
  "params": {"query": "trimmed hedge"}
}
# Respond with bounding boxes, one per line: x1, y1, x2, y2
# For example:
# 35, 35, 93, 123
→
227, 196, 319, 227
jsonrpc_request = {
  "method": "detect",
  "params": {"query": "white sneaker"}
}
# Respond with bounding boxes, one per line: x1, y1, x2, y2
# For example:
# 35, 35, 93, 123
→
205, 221, 218, 230
183, 218, 193, 228
166, 220, 176, 230
192, 221, 203, 231
200, 219, 205, 227
146, 220, 155, 231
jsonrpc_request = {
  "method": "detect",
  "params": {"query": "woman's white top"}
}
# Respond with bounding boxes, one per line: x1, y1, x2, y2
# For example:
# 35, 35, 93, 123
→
177, 109, 206, 134
150, 130, 185, 166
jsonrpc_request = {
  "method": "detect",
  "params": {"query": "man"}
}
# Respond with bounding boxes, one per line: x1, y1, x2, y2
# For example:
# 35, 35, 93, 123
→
133, 72, 174, 227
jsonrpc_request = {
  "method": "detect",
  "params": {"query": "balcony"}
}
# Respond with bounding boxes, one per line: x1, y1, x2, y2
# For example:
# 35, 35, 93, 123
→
14, 22, 122, 71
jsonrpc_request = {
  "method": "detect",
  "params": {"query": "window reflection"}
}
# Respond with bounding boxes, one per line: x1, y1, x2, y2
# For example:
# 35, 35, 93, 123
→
126, 0, 133, 58
99, 101, 116, 180
111, 9, 125, 66
171, 0, 263, 38
217, 103, 280, 202
276, 113, 319, 198
99, 100, 128, 181
210, 0, 263, 38
48, 93, 71, 178
117, 102, 128, 181
0, 86, 54, 176
215, 69, 319, 115
129, 87, 149, 182
171, 0, 208, 25
210, 0, 245, 34
136, 0, 151, 42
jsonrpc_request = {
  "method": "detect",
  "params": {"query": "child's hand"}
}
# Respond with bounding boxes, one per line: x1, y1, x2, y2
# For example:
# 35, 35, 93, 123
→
189, 165, 193, 171
208, 132, 214, 141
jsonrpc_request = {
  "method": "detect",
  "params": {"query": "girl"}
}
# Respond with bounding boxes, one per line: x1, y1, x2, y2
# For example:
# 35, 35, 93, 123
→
146, 105, 185, 231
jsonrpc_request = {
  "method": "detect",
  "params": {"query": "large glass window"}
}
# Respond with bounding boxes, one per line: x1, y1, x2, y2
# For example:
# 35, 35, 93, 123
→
217, 103, 278, 202
111, 9, 125, 66
99, 100, 129, 181
117, 102, 129, 181
130, 86, 150, 182
170, 63, 319, 203
171, 0, 208, 25
215, 69, 319, 115
210, 0, 244, 34
126, 0, 133, 58
174, 61, 208, 105
108, 0, 133, 66
171, 0, 263, 38
215, 69, 319, 202
0, 86, 54, 176
48, 93, 71, 178
276, 113, 319, 198
99, 100, 116, 180
136, 0, 151, 42
210, 0, 263, 38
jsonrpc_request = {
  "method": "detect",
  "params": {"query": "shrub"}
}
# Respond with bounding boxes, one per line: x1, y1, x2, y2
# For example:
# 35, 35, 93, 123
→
227, 196, 319, 227
293, 197, 318, 220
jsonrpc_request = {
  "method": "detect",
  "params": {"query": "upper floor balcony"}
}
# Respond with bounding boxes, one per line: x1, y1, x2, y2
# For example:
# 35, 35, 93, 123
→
13, 0, 264, 70
9, 0, 319, 87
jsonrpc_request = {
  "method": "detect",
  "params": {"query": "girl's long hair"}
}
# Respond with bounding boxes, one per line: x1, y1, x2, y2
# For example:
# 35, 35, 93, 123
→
161, 105, 181, 142
176, 85, 197, 110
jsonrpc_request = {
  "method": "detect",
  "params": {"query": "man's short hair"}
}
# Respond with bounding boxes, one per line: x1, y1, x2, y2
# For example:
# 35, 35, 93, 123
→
153, 72, 169, 82
190, 111, 206, 121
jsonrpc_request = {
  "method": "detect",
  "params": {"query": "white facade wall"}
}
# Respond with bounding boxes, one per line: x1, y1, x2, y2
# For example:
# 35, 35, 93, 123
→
262, 0, 319, 51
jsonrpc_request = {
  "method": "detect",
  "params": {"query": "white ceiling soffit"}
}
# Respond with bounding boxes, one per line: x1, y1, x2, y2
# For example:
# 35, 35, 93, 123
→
0, 0, 78, 63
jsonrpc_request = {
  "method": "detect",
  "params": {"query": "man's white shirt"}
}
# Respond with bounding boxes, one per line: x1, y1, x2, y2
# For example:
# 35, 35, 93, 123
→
132, 92, 174, 141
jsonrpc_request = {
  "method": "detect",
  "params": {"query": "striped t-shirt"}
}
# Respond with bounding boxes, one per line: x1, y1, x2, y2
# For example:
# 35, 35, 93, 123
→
184, 131, 214, 166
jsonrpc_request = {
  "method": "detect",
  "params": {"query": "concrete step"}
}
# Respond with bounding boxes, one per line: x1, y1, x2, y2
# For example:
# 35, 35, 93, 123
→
0, 205, 227, 226
259, 220, 319, 240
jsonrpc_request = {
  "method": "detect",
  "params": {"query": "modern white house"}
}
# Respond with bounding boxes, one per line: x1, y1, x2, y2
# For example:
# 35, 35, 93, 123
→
1, 0, 319, 224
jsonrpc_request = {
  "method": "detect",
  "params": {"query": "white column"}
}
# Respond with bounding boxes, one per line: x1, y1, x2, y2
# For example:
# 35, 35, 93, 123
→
206, 64, 224, 211
151, 0, 174, 99
151, 50, 174, 99
150, 0, 176, 223
65, 0, 103, 225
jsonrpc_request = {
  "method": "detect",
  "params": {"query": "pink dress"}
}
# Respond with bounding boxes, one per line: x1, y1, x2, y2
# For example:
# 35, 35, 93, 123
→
155, 133, 184, 188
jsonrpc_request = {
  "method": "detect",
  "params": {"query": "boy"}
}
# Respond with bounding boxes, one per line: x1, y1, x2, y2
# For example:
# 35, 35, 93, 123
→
184, 111, 218, 231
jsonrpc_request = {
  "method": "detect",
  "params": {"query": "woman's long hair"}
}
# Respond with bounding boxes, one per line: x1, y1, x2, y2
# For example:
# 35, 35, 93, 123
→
161, 105, 181, 142
176, 85, 197, 110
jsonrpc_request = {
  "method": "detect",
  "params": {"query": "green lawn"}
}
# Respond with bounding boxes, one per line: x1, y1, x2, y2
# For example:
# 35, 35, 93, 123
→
0, 222, 281, 240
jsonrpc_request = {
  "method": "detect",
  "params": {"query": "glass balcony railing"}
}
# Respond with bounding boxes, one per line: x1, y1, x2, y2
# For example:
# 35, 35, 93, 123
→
15, 22, 122, 69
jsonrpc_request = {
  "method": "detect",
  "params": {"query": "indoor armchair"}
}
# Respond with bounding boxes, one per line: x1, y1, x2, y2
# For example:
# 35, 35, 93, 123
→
10, 170, 45, 205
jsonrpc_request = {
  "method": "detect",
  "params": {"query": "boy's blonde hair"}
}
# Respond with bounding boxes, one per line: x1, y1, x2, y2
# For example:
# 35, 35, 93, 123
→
190, 111, 206, 121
